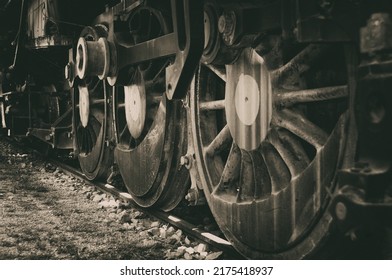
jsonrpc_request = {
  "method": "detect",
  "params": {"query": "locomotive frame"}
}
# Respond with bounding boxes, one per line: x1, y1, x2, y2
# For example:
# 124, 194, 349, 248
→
0, 0, 391, 259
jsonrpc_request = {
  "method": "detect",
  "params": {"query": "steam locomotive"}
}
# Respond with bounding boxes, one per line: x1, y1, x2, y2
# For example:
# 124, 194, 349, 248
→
0, 0, 391, 259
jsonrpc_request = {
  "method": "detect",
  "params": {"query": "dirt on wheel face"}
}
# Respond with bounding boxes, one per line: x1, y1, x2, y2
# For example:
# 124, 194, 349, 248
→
0, 138, 220, 260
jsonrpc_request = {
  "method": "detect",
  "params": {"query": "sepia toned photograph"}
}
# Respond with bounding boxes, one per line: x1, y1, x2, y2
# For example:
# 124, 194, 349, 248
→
0, 0, 391, 267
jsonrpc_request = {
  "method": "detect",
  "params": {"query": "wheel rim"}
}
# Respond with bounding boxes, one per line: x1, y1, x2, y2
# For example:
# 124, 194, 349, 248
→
113, 5, 189, 210
191, 42, 350, 258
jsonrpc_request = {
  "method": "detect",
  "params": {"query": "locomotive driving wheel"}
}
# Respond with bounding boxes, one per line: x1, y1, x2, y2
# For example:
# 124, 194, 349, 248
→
190, 39, 352, 258
113, 4, 188, 210
73, 27, 114, 180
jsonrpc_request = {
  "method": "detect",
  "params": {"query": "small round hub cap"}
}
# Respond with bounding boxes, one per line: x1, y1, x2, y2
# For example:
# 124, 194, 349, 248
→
234, 74, 260, 126
78, 86, 90, 128
124, 84, 146, 139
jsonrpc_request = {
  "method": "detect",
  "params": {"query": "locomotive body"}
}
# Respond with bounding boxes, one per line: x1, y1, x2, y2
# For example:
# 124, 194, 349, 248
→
0, 0, 391, 259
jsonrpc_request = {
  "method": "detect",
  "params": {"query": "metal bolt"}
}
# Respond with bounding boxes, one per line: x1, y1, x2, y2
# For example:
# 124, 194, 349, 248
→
185, 191, 197, 202
180, 155, 190, 166
335, 202, 347, 221
218, 11, 236, 35
181, 97, 189, 108
64, 64, 70, 79
65, 63, 74, 80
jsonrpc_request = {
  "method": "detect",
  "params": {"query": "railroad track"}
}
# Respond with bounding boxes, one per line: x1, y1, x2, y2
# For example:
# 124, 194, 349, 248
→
5, 136, 242, 259
55, 160, 241, 257
3, 135, 391, 260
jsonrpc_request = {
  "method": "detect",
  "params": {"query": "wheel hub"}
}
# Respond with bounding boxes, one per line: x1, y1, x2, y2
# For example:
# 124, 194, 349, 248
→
76, 37, 112, 80
234, 74, 260, 126
78, 86, 90, 128
225, 48, 272, 151
124, 83, 146, 139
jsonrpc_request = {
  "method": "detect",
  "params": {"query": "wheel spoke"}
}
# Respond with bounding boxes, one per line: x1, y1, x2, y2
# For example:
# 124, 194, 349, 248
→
90, 98, 106, 106
205, 64, 227, 82
239, 149, 271, 200
273, 109, 328, 150
268, 128, 308, 177
260, 141, 291, 193
150, 62, 169, 83
89, 107, 105, 124
271, 44, 328, 88
200, 99, 225, 111
205, 125, 232, 157
238, 150, 255, 200
87, 78, 101, 93
118, 103, 125, 109
277, 128, 310, 165
217, 142, 240, 193
119, 124, 129, 139
275, 85, 348, 107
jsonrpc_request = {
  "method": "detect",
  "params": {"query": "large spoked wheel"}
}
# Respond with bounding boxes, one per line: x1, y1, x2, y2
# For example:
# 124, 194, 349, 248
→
191, 40, 352, 258
113, 5, 188, 211
73, 27, 114, 180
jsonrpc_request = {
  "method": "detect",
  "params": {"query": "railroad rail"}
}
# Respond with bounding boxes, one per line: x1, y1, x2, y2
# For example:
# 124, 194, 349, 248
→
55, 160, 240, 257
4, 136, 241, 258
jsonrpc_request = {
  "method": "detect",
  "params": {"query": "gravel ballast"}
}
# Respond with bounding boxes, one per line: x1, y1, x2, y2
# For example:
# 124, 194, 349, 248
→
0, 138, 223, 260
